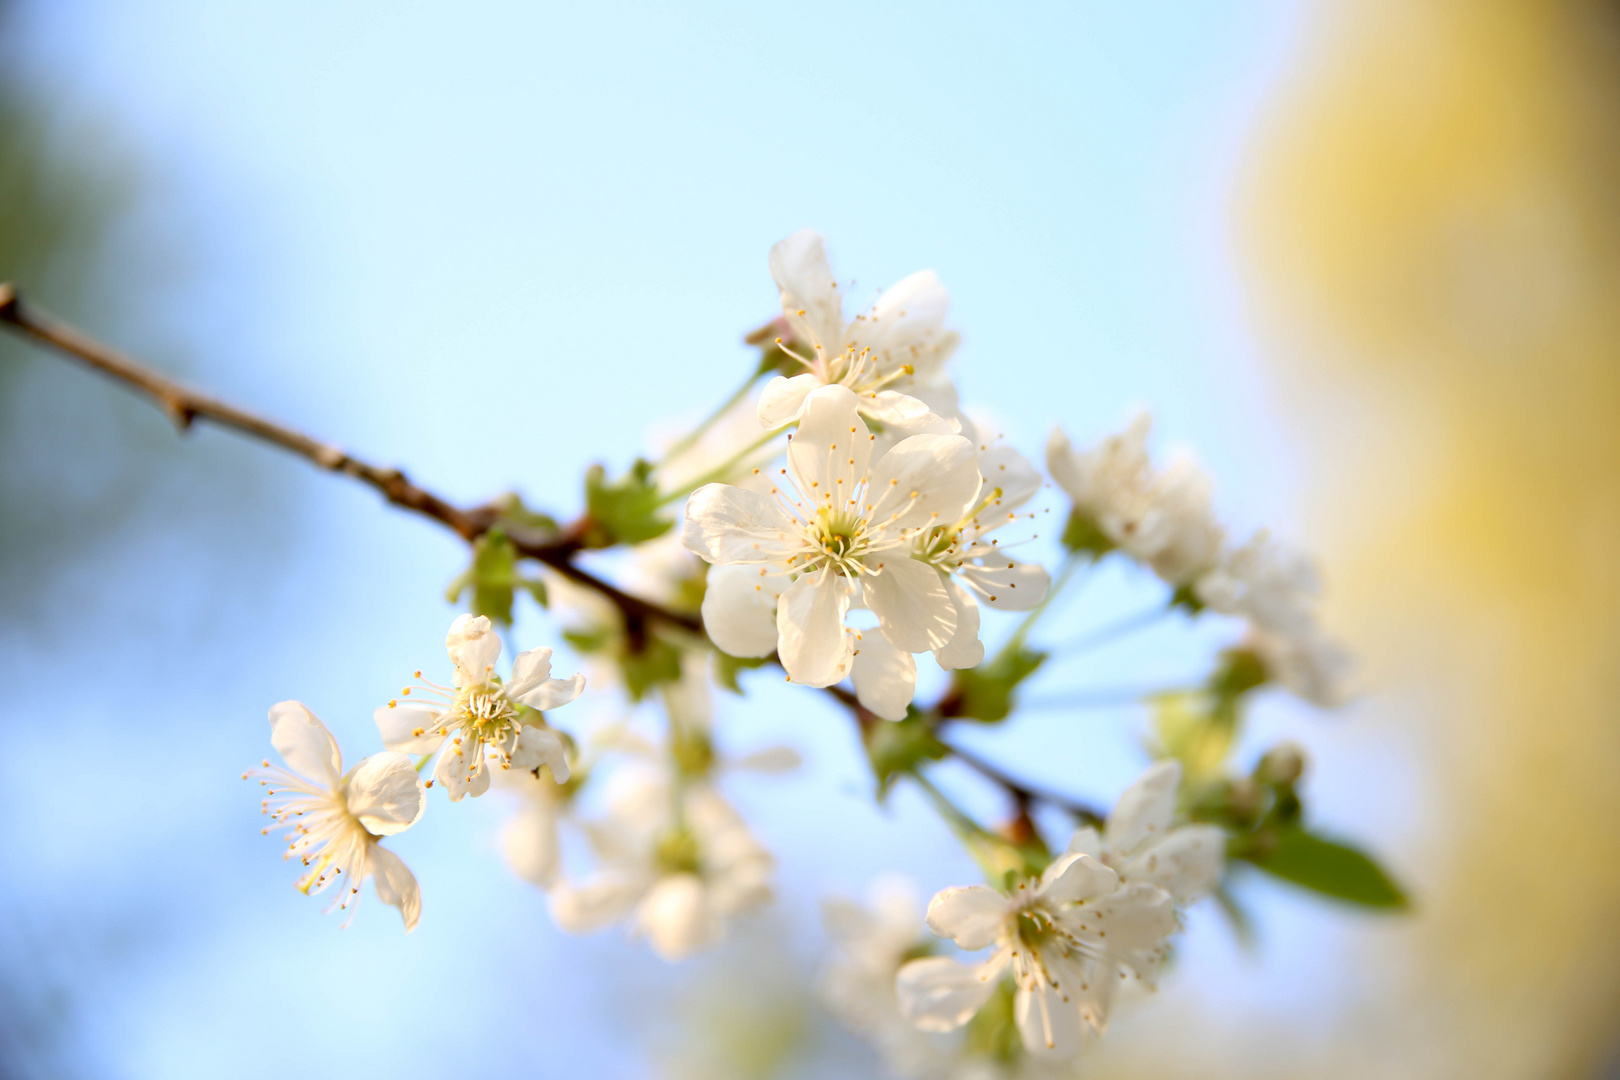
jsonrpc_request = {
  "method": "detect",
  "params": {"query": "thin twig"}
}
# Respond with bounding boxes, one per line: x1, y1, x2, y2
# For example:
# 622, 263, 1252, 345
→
0, 284, 1088, 821
935, 736, 1105, 826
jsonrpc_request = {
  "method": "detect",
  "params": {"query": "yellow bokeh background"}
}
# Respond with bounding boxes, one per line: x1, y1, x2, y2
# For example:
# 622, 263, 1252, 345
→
1236, 0, 1620, 1074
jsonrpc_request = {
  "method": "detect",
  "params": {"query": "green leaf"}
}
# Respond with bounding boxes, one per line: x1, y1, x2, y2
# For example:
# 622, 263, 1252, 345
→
619, 634, 683, 703
445, 529, 520, 625
942, 647, 1047, 723
865, 713, 947, 797
1059, 507, 1113, 557
712, 650, 769, 694
582, 459, 672, 548
1248, 827, 1409, 910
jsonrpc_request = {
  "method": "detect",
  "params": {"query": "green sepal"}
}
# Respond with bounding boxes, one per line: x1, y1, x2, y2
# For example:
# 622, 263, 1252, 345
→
712, 650, 769, 694
1059, 507, 1113, 557
941, 647, 1048, 724
1245, 826, 1409, 910
1169, 581, 1205, 615
865, 712, 947, 798
582, 459, 672, 548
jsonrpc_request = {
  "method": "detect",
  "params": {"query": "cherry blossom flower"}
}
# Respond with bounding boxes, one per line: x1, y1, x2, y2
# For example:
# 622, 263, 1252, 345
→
1063, 760, 1224, 906
248, 701, 425, 930
759, 230, 961, 433
913, 433, 1051, 672
548, 770, 773, 961
896, 854, 1176, 1056
1196, 532, 1354, 706
683, 383, 980, 704
375, 614, 585, 801
1044, 413, 1154, 551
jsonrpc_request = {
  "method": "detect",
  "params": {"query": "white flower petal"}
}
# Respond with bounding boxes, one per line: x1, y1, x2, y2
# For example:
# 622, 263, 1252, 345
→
862, 557, 956, 654
1064, 826, 1104, 860
550, 874, 645, 933
977, 444, 1043, 511
446, 613, 502, 687
769, 229, 846, 355
1121, 825, 1225, 903
435, 738, 490, 802
855, 269, 951, 363
866, 433, 980, 533
857, 389, 935, 429
637, 874, 721, 961
776, 574, 853, 687
681, 483, 797, 565
345, 752, 426, 836
374, 702, 447, 755
268, 701, 342, 788
932, 578, 985, 670
701, 564, 783, 658
959, 557, 1050, 611
788, 384, 872, 506
506, 646, 554, 698
757, 373, 819, 428
502, 803, 561, 888
925, 884, 1007, 950
896, 955, 1003, 1033
510, 725, 571, 783
1106, 760, 1181, 856
851, 630, 917, 721
367, 844, 421, 933
516, 673, 585, 712
1089, 883, 1178, 967
1037, 852, 1118, 905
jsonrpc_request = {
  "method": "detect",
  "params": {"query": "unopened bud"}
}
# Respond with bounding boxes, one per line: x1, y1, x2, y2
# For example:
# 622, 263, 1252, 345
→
1258, 742, 1307, 786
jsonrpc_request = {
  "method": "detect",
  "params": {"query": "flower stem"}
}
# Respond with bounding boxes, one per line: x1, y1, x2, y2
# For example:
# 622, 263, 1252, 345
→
995, 550, 1087, 663
655, 425, 785, 507
654, 369, 766, 469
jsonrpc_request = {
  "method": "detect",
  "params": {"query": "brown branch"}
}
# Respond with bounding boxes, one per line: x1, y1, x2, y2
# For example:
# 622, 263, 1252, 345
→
1, 283, 1084, 818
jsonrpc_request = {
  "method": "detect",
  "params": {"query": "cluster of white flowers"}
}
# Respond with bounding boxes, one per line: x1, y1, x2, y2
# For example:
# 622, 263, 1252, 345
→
236, 229, 1373, 1076
1047, 413, 1350, 705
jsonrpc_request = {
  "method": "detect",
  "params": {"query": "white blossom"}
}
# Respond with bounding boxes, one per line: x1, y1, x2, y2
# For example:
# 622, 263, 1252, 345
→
376, 614, 585, 801
1195, 532, 1354, 706
549, 770, 774, 961
896, 854, 1176, 1056
820, 878, 953, 1079
914, 432, 1051, 671
248, 701, 425, 931
494, 761, 573, 889
759, 229, 961, 433
1064, 760, 1224, 905
1044, 413, 1153, 545
683, 383, 980, 711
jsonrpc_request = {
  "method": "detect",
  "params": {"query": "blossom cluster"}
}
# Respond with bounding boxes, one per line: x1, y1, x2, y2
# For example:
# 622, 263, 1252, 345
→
243, 229, 1374, 1074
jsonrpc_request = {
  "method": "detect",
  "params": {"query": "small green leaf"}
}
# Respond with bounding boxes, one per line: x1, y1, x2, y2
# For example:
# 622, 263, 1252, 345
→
943, 648, 1048, 723
1210, 646, 1268, 701
865, 713, 947, 797
1059, 507, 1113, 557
1248, 827, 1409, 910
1169, 582, 1206, 615
712, 650, 769, 694
445, 529, 520, 625
619, 634, 683, 703
583, 459, 672, 548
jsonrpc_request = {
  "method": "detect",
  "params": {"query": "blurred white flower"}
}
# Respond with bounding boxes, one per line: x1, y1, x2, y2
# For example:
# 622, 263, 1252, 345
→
375, 614, 584, 801
494, 758, 575, 889
549, 771, 774, 961
820, 877, 954, 1079
1196, 532, 1354, 706
759, 229, 961, 433
1064, 760, 1224, 905
684, 383, 980, 706
896, 854, 1175, 1056
1046, 416, 1224, 586
248, 701, 425, 931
